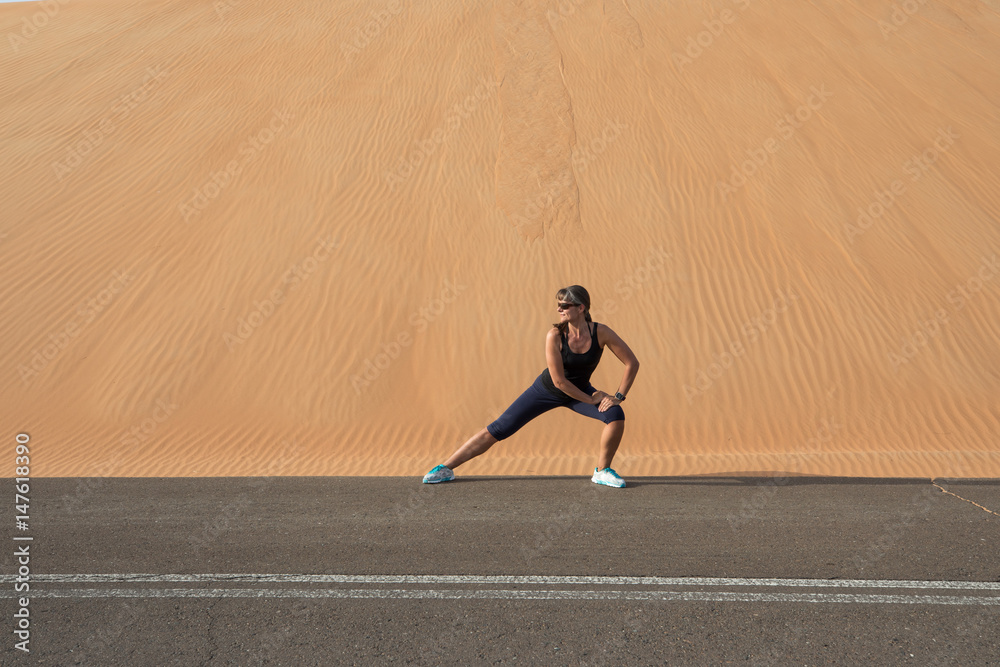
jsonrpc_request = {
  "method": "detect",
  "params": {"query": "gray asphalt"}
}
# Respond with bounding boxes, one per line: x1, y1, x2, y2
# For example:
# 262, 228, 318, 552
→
3, 476, 1000, 665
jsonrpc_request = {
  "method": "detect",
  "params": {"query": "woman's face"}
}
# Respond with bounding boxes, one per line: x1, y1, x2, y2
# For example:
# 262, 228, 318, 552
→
557, 300, 581, 320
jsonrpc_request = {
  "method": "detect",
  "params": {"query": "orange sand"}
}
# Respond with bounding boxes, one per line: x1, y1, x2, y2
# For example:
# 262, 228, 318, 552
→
2, 0, 999, 478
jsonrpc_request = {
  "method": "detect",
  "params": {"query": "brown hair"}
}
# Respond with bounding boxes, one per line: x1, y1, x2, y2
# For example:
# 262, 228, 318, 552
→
551, 285, 593, 338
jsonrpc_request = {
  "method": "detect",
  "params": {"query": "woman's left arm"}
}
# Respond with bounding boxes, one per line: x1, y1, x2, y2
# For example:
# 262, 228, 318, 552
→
599, 324, 640, 401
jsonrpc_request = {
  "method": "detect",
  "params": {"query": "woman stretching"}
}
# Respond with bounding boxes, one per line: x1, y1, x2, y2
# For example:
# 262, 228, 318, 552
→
422, 285, 640, 487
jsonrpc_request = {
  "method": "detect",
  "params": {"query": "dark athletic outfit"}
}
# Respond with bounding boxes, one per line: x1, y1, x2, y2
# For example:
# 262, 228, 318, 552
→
486, 321, 626, 441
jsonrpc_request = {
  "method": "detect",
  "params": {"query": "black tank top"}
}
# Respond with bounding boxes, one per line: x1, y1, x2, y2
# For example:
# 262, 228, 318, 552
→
540, 321, 603, 397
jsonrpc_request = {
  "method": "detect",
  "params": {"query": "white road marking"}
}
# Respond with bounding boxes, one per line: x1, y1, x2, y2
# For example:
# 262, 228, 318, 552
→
5, 588, 1000, 605
2, 574, 1000, 604
5, 574, 1000, 590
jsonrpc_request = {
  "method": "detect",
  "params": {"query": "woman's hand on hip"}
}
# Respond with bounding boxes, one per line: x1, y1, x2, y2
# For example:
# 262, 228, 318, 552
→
592, 391, 621, 412
599, 396, 622, 412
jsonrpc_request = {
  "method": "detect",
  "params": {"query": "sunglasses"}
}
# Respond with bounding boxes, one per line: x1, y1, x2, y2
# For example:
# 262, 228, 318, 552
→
557, 302, 580, 310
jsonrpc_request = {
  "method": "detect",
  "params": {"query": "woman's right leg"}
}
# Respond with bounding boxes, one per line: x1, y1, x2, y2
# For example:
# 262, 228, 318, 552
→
444, 427, 498, 469
444, 376, 565, 469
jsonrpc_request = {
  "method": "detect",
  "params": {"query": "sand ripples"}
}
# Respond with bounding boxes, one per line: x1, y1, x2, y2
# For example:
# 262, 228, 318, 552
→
1, 0, 998, 477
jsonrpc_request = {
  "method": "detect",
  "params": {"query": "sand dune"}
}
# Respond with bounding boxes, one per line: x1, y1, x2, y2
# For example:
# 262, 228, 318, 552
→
2, 0, 999, 478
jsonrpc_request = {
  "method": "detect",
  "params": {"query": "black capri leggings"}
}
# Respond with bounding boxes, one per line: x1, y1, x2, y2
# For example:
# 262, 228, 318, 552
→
486, 373, 625, 441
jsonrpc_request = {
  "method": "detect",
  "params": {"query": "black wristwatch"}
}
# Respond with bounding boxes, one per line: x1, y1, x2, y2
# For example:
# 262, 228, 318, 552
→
614, 392, 626, 401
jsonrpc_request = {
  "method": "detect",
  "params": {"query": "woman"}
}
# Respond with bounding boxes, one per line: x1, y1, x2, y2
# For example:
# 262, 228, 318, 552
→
422, 285, 640, 487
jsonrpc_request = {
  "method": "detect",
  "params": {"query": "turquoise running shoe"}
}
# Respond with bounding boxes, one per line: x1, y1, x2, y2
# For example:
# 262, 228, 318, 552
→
591, 467, 625, 488
422, 464, 455, 484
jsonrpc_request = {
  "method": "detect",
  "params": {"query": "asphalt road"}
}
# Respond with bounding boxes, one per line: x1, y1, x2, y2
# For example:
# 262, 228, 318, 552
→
3, 476, 999, 665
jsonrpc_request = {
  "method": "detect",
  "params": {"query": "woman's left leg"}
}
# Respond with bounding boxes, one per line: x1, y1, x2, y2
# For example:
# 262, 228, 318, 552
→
567, 386, 626, 470
598, 419, 625, 470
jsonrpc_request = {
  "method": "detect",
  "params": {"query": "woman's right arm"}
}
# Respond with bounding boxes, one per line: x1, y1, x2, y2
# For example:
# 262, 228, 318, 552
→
546, 329, 599, 404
